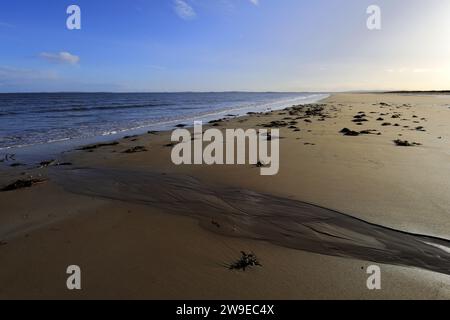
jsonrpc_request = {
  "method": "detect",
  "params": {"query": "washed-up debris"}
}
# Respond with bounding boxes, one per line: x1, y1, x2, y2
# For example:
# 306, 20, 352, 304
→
56, 162, 73, 166
1, 178, 47, 192
10, 163, 25, 167
39, 160, 72, 168
40, 160, 56, 167
229, 251, 262, 271
211, 220, 221, 228
262, 120, 289, 128
78, 142, 119, 151
340, 128, 360, 136
393, 139, 422, 147
164, 142, 177, 148
359, 129, 378, 135
122, 146, 147, 154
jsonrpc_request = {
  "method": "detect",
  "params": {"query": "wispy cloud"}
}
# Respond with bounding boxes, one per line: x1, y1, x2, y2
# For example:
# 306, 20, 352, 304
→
385, 67, 443, 74
412, 68, 441, 73
174, 0, 196, 20
249, 0, 259, 6
39, 52, 80, 65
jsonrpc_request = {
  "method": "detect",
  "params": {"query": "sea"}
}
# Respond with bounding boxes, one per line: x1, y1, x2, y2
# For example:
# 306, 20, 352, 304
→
0, 92, 328, 160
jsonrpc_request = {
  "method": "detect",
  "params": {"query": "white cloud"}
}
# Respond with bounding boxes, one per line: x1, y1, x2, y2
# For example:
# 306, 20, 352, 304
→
249, 0, 259, 6
174, 0, 196, 20
39, 52, 80, 65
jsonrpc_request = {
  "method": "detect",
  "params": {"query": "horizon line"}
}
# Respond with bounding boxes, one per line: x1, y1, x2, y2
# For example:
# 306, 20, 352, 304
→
0, 90, 448, 94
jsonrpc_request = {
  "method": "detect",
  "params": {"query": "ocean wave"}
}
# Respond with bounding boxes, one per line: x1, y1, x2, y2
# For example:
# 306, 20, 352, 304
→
0, 93, 328, 151
29, 102, 177, 114
0, 111, 20, 117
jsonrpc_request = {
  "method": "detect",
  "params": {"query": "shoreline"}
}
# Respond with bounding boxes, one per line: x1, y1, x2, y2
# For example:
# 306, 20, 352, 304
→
0, 93, 329, 164
1, 92, 450, 299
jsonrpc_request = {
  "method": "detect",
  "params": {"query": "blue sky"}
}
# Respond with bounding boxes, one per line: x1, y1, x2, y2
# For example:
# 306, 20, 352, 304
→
0, 0, 449, 92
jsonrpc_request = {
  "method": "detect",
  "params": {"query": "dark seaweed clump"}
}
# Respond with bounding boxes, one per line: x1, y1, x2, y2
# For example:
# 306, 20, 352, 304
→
229, 251, 262, 271
1, 178, 47, 192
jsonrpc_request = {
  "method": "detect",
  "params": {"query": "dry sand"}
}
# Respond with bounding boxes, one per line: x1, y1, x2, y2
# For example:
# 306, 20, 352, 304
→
1, 93, 450, 299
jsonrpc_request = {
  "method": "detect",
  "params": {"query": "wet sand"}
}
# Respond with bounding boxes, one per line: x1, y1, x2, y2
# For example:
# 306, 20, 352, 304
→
1, 93, 450, 299
52, 167, 450, 275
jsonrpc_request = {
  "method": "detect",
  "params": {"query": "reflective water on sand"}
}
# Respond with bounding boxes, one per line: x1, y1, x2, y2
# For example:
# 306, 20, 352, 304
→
51, 167, 450, 276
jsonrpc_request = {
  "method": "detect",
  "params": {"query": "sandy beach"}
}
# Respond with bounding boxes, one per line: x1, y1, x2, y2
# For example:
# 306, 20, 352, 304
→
1, 93, 450, 299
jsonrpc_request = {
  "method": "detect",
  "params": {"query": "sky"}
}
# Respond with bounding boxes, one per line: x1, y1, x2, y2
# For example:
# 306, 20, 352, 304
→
0, 0, 449, 92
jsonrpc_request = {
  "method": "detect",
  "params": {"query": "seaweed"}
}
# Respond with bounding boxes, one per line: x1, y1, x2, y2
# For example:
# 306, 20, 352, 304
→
1, 178, 47, 192
78, 142, 119, 151
340, 128, 360, 136
393, 139, 421, 147
229, 252, 262, 271
122, 146, 147, 154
